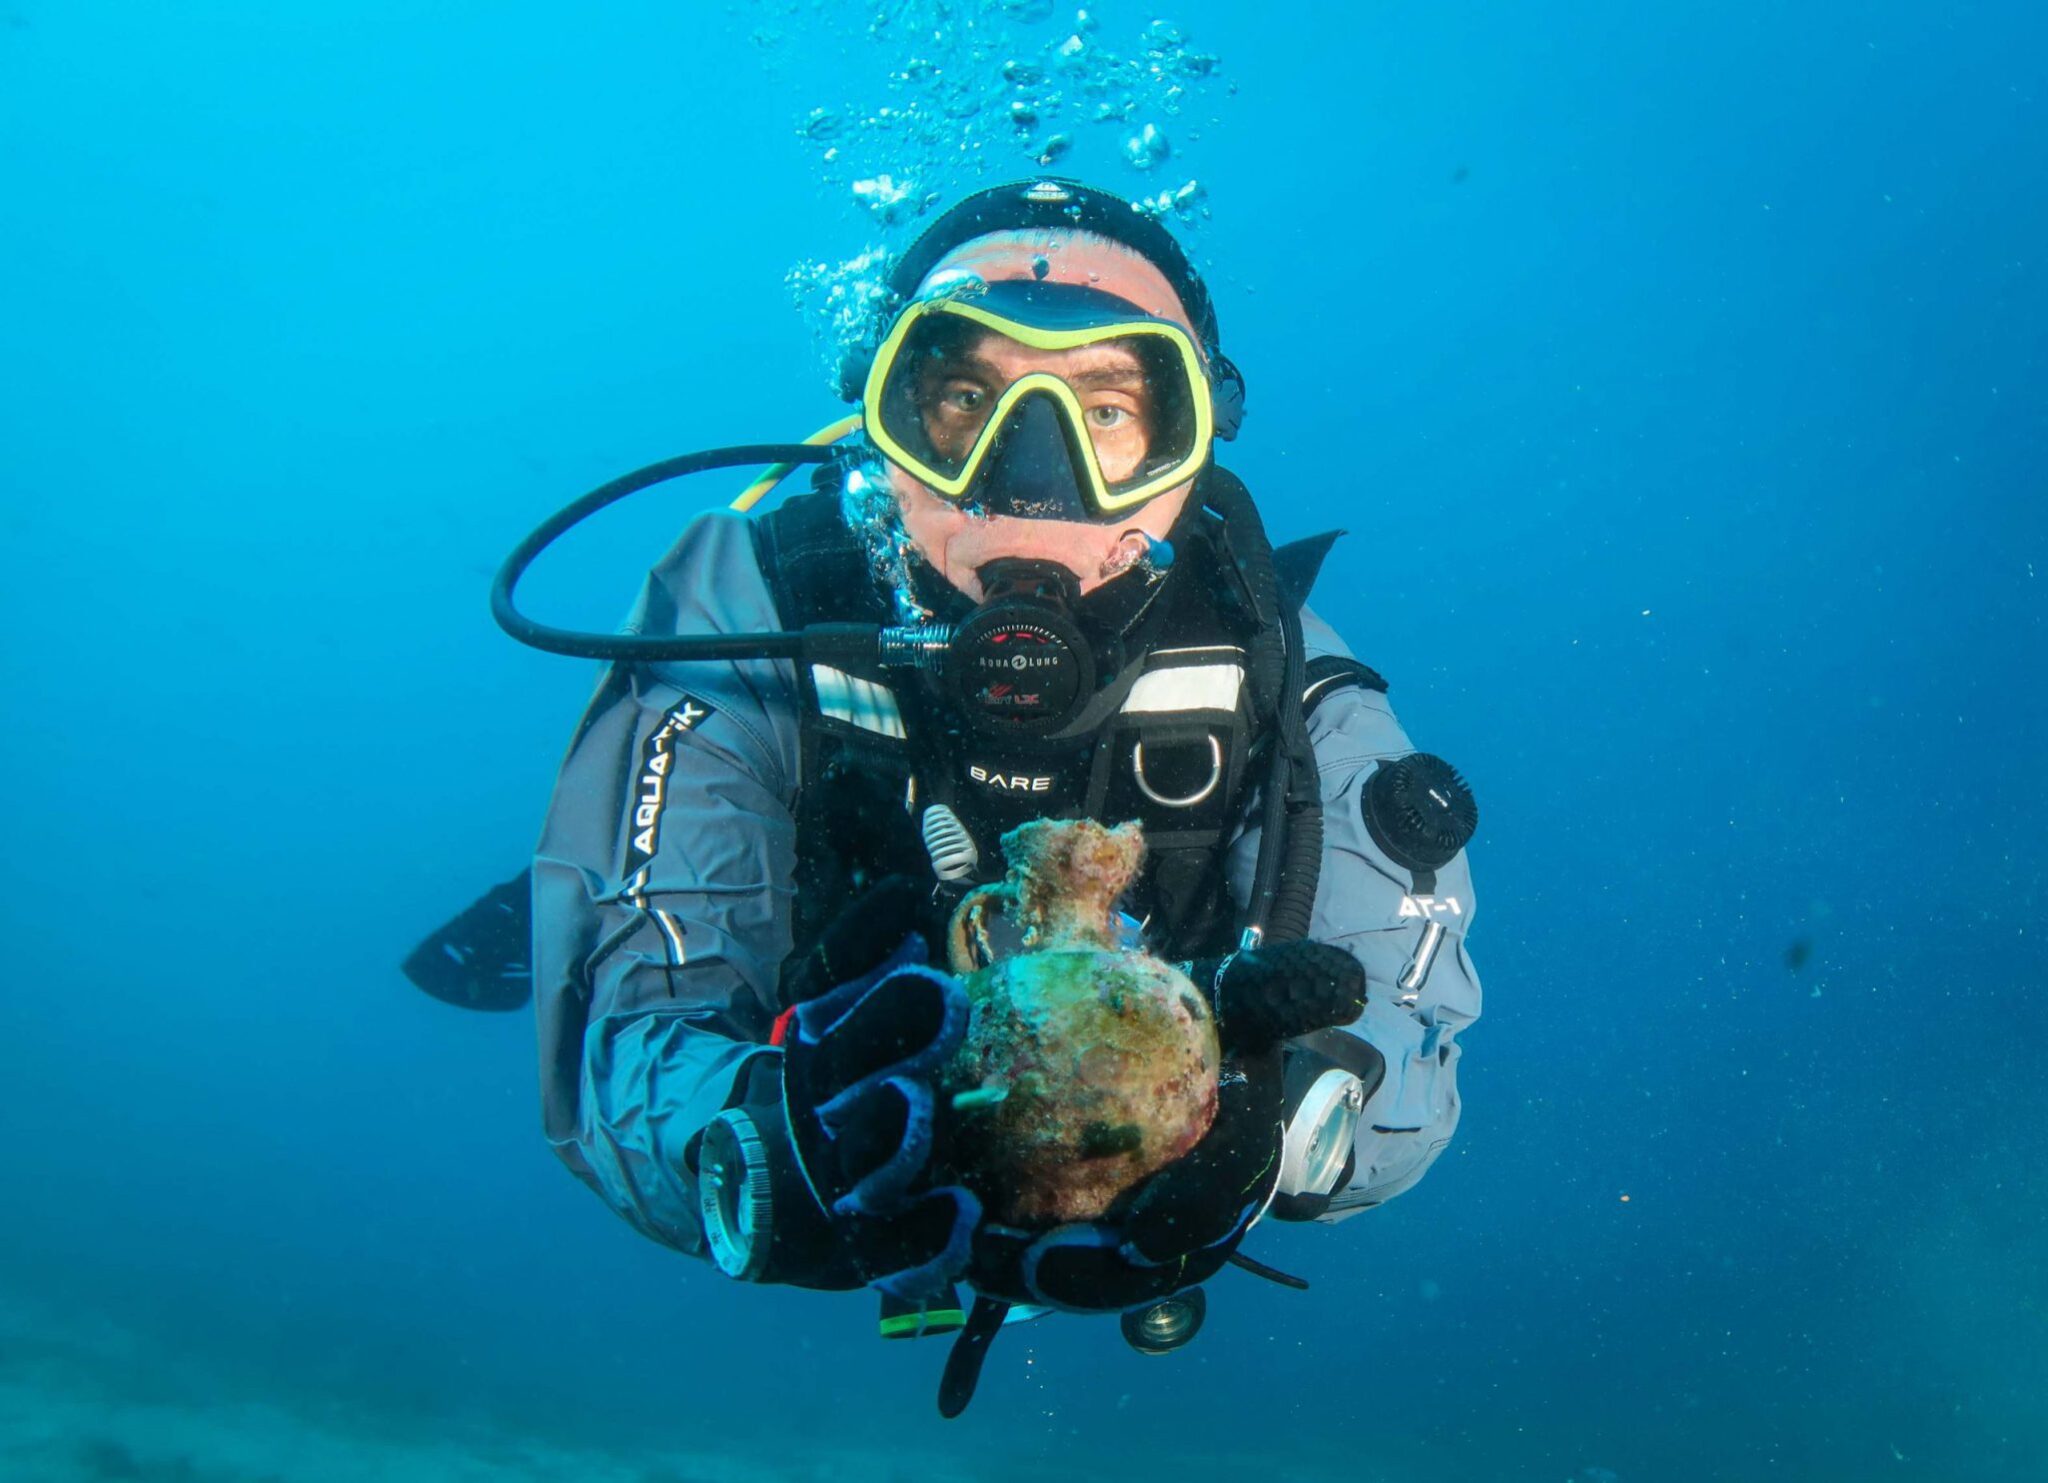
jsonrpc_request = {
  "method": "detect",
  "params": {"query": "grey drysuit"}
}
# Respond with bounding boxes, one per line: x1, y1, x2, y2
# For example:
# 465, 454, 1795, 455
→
534, 507, 1482, 1260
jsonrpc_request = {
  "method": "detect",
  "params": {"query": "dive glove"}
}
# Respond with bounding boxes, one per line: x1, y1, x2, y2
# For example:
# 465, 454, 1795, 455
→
702, 877, 981, 1298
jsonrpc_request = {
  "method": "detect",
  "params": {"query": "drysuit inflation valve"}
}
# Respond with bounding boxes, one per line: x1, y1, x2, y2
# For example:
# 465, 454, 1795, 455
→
1362, 753, 1478, 873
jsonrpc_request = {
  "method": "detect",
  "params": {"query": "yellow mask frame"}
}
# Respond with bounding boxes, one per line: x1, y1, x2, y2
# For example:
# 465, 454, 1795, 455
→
860, 290, 1216, 518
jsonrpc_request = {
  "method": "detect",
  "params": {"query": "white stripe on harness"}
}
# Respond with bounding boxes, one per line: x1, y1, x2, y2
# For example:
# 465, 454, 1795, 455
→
811, 664, 907, 739
1120, 662, 1245, 715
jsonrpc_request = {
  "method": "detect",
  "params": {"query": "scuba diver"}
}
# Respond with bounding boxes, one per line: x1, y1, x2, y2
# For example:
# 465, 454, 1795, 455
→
420, 178, 1482, 1415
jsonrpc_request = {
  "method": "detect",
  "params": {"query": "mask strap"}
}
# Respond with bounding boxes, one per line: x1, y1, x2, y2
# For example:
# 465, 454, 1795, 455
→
1210, 351, 1247, 441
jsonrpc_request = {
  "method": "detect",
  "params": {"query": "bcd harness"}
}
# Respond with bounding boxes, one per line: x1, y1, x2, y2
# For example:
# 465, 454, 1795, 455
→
752, 470, 1388, 971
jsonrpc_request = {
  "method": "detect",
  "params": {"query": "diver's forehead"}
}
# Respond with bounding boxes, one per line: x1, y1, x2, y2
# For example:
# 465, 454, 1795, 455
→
919, 230, 1196, 337
922, 330, 1146, 374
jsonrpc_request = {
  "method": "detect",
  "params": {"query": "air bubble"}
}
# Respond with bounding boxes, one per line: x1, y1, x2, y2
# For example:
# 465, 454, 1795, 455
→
785, 3, 1234, 389
852, 173, 919, 223
1141, 20, 1183, 53
1133, 178, 1205, 220
1122, 122, 1170, 171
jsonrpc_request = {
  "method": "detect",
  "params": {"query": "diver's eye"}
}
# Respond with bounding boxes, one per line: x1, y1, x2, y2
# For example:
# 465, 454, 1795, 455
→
946, 386, 988, 414
1086, 405, 1133, 429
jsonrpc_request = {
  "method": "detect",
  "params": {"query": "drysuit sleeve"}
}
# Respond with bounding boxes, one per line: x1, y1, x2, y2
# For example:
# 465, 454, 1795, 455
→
1228, 607, 1483, 1218
532, 510, 802, 1257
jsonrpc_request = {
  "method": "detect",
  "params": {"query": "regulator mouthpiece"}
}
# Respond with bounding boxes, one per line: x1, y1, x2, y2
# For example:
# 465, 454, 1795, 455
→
946, 559, 1094, 737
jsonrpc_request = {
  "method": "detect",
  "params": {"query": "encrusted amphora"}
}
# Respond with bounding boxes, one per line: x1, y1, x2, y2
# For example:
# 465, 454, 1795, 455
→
943, 818, 1220, 1225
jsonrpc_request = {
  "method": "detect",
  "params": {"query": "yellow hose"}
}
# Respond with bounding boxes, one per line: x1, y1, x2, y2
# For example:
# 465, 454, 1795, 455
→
728, 414, 862, 512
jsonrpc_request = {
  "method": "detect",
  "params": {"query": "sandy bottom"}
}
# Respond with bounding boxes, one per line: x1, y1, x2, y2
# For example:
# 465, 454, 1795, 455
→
0, 1288, 989, 1483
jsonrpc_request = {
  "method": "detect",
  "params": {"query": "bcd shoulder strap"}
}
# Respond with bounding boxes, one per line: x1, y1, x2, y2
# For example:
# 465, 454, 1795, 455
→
752, 482, 886, 632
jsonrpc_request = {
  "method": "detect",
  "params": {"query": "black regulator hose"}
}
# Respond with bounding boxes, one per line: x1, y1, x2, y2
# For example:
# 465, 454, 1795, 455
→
1267, 595, 1325, 944
1202, 471, 1324, 944
490, 444, 863, 663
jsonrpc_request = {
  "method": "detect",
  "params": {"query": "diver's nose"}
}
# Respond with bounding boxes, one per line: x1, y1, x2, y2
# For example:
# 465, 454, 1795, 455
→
964, 391, 1091, 522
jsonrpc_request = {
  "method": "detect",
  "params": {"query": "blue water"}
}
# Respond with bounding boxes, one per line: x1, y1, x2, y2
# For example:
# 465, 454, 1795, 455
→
2, 3, 2042, 1480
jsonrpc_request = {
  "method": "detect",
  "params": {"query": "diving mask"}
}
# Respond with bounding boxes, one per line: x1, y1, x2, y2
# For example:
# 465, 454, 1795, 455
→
863, 279, 1215, 520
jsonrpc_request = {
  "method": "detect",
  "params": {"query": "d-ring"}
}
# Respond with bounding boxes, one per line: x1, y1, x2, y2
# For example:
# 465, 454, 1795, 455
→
1132, 735, 1224, 808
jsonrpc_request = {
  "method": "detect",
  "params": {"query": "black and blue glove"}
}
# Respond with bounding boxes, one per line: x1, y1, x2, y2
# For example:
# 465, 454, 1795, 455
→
707, 876, 980, 1300
780, 937, 982, 1300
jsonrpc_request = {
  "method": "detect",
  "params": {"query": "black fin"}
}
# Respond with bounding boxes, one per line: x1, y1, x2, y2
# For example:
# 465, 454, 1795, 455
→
1272, 530, 1344, 613
402, 871, 533, 1011
937, 1296, 1010, 1418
